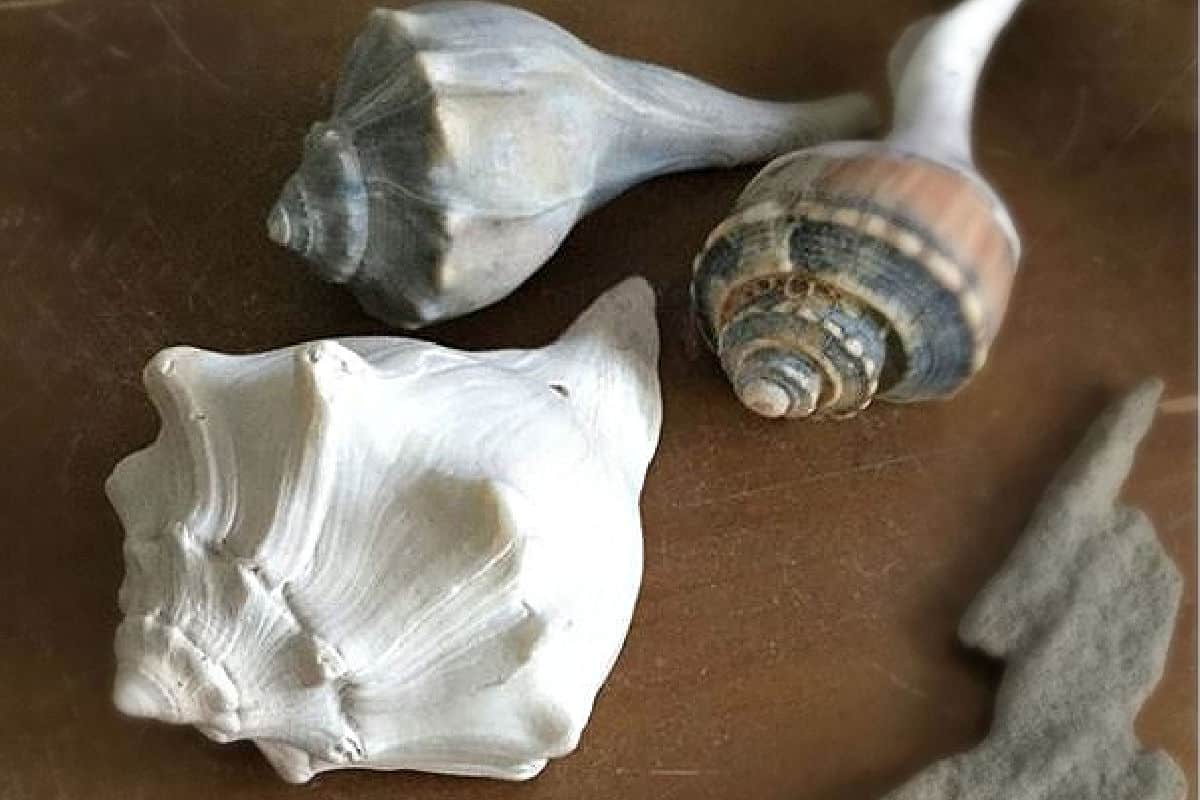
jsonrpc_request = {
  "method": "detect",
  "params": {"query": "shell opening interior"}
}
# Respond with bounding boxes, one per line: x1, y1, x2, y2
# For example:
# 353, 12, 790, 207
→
878, 328, 909, 395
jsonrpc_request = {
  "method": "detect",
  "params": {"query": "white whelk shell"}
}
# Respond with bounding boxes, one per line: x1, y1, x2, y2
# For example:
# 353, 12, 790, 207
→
268, 1, 879, 328
107, 278, 662, 783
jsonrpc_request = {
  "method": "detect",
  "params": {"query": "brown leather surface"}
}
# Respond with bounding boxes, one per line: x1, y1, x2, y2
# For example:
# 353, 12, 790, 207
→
0, 1, 1194, 798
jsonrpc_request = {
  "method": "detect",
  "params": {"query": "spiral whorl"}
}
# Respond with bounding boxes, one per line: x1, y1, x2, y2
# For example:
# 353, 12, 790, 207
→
706, 272, 889, 418
692, 146, 1018, 420
269, 124, 370, 284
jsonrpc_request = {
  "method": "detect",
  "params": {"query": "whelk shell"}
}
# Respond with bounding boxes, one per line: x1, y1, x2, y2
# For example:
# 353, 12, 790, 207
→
692, 0, 1027, 419
107, 278, 662, 783
269, 1, 878, 327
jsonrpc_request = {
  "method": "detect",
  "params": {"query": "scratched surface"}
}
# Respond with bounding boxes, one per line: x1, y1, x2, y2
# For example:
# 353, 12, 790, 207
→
0, 1, 1195, 798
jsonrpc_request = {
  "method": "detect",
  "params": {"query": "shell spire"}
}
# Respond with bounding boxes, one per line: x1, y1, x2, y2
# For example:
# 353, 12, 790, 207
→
108, 279, 662, 782
692, 0, 1027, 419
496, 277, 661, 485
268, 2, 878, 328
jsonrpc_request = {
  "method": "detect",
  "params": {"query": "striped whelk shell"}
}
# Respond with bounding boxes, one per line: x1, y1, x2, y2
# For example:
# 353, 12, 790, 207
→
692, 0, 1026, 419
107, 278, 661, 783
268, 1, 878, 328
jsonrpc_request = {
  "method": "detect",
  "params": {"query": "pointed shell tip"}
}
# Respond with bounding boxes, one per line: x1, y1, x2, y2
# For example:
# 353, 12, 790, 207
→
737, 378, 792, 419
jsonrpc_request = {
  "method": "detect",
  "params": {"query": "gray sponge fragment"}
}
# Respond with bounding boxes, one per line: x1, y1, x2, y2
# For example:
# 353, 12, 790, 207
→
885, 379, 1186, 800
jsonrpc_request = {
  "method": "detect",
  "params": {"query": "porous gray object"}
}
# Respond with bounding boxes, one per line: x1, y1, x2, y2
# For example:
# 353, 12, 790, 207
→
886, 379, 1187, 800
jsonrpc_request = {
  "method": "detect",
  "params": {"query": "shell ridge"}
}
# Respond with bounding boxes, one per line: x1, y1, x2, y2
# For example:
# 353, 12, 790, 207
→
163, 534, 367, 761
366, 171, 593, 220
333, 8, 424, 117
788, 206, 977, 398
143, 351, 239, 546
237, 346, 364, 586
359, 495, 528, 685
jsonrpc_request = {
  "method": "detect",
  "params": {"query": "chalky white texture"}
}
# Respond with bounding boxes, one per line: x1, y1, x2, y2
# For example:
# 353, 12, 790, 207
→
107, 278, 662, 783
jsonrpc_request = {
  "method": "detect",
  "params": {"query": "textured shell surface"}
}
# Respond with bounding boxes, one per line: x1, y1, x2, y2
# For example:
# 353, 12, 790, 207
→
883, 380, 1187, 799
692, 0, 1027, 420
107, 278, 662, 783
268, 1, 878, 328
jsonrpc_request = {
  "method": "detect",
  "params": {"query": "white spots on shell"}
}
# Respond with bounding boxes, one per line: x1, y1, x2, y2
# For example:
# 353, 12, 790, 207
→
924, 251, 964, 292
894, 229, 924, 257
831, 207, 861, 227
822, 319, 845, 339
795, 200, 989, 371
736, 200, 786, 228
864, 214, 889, 237
823, 319, 877, 387
793, 368, 818, 394
699, 182, 1003, 418
807, 204, 832, 223
961, 290, 986, 335
792, 200, 816, 218
972, 346, 990, 373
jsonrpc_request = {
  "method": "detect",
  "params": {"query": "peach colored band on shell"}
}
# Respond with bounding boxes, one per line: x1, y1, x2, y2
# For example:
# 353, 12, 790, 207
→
775, 152, 1017, 344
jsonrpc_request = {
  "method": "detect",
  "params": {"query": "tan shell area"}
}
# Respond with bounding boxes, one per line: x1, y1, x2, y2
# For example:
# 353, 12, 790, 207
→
742, 149, 1018, 345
